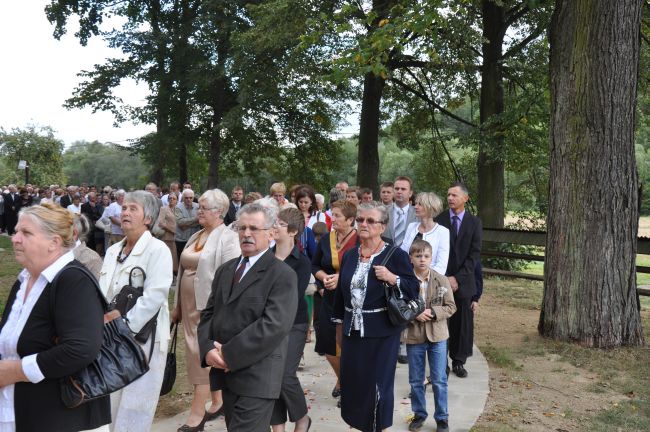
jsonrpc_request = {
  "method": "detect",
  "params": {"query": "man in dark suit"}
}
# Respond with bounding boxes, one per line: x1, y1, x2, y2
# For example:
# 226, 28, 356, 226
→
435, 182, 482, 378
198, 203, 298, 431
384, 176, 417, 364
224, 185, 244, 226
3, 184, 21, 235
384, 176, 417, 248
60, 185, 79, 209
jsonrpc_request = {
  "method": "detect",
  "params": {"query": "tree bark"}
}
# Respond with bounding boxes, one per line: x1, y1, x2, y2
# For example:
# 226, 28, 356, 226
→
356, 71, 384, 193
540, 0, 644, 347
477, 0, 506, 229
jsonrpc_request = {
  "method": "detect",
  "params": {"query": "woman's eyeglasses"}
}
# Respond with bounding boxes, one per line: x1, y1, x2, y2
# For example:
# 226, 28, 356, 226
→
355, 217, 384, 225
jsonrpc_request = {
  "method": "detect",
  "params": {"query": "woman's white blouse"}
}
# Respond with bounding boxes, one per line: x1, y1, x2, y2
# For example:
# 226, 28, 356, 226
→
400, 222, 450, 275
0, 251, 75, 431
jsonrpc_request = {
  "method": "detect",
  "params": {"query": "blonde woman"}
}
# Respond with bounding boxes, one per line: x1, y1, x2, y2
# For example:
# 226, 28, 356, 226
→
172, 189, 241, 431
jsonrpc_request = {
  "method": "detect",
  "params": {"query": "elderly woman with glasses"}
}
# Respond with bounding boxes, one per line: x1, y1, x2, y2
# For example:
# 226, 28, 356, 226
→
99, 191, 173, 431
0, 203, 111, 432
171, 189, 241, 432
332, 202, 419, 432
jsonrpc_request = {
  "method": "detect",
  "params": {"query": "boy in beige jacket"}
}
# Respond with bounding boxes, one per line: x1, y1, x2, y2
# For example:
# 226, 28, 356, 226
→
405, 239, 456, 432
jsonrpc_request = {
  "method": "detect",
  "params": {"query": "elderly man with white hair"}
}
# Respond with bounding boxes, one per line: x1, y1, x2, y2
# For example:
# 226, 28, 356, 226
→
175, 188, 201, 260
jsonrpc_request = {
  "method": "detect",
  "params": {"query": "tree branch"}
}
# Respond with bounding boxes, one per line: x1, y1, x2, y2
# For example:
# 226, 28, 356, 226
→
388, 76, 477, 128
505, 2, 530, 28
502, 25, 547, 60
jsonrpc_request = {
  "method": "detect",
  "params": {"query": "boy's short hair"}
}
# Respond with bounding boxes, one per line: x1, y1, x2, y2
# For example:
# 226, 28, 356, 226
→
409, 239, 433, 255
312, 221, 328, 237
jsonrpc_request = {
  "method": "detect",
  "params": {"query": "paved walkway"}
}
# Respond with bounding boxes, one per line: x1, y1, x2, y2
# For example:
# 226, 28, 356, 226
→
153, 344, 489, 432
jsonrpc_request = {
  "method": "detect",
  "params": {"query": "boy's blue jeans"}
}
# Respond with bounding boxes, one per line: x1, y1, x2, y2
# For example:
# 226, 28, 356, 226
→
407, 339, 449, 421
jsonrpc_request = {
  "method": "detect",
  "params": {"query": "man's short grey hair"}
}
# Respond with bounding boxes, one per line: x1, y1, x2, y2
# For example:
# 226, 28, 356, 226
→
200, 188, 230, 218
329, 187, 346, 204
124, 190, 160, 230
115, 189, 126, 199
239, 202, 276, 228
315, 193, 325, 204
181, 188, 195, 199
357, 201, 389, 224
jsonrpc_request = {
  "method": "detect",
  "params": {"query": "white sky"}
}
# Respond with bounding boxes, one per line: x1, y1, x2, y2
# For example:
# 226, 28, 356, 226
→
0, 1, 153, 146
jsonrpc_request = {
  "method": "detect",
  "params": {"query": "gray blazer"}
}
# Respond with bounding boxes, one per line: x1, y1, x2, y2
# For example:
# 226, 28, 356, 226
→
198, 249, 298, 399
384, 203, 417, 245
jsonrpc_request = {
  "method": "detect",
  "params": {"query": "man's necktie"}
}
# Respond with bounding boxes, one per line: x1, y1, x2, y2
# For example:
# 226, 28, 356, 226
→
451, 215, 459, 242
233, 257, 249, 284
394, 208, 406, 246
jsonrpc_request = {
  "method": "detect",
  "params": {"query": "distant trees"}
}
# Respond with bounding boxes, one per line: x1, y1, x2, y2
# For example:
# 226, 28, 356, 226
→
0, 126, 66, 185
62, 141, 148, 189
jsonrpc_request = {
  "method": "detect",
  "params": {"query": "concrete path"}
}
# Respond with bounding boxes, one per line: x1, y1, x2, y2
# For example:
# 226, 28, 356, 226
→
153, 344, 489, 432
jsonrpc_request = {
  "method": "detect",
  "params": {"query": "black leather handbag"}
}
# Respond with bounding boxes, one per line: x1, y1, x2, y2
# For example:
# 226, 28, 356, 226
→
109, 266, 158, 346
380, 247, 425, 326
50, 265, 150, 408
159, 323, 178, 396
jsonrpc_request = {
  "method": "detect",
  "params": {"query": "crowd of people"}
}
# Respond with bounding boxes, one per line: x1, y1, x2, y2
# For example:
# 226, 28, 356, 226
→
0, 176, 482, 432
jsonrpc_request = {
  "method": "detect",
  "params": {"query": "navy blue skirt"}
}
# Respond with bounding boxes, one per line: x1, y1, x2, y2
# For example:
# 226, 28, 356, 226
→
340, 330, 400, 432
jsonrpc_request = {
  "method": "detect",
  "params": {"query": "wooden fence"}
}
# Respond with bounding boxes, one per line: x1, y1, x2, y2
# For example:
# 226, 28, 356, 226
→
481, 228, 650, 296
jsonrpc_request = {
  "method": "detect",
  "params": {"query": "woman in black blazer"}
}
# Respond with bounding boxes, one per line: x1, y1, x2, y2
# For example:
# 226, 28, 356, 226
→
333, 202, 419, 432
0, 203, 110, 432
270, 208, 312, 432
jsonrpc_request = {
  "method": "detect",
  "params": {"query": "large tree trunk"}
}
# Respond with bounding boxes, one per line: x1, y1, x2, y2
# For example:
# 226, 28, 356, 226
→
356, 71, 384, 193
540, 0, 644, 347
477, 0, 505, 228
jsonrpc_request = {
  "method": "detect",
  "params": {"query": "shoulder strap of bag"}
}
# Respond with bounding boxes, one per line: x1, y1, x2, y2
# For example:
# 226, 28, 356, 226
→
379, 245, 397, 267
50, 263, 108, 314
379, 246, 403, 299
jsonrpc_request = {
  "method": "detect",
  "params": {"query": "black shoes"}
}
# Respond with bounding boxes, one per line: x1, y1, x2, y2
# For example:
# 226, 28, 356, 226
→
331, 386, 341, 398
452, 363, 468, 378
203, 406, 224, 423
408, 415, 426, 431
397, 354, 408, 364
436, 419, 449, 432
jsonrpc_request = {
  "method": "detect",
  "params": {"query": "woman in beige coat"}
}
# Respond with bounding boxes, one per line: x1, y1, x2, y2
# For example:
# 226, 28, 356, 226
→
171, 188, 241, 432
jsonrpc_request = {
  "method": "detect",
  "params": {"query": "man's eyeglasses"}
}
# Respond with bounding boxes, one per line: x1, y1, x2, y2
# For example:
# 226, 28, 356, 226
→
235, 225, 272, 233
197, 206, 217, 213
355, 217, 384, 225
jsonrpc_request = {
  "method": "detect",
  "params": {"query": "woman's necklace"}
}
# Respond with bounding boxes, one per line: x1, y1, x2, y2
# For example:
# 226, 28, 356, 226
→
193, 230, 206, 252
117, 244, 132, 263
336, 228, 355, 249
360, 240, 383, 260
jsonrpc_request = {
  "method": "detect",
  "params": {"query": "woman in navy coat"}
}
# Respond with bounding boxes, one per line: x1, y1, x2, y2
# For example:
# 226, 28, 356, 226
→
333, 202, 419, 432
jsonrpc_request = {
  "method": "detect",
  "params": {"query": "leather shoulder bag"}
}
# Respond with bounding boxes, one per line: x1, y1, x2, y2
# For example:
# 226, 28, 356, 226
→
109, 266, 159, 350
50, 264, 150, 408
379, 246, 425, 326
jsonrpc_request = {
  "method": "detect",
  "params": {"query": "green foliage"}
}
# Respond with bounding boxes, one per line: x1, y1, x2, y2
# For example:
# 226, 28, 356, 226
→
0, 125, 66, 186
62, 141, 148, 189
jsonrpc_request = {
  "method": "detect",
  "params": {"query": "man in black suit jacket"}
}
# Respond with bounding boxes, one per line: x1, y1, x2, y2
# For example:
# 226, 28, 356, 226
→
224, 185, 244, 226
198, 203, 298, 431
435, 182, 482, 378
3, 184, 21, 235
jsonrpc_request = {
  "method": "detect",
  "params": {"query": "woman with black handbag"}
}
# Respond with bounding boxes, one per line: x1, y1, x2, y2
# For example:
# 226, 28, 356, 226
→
0, 203, 111, 431
99, 190, 173, 431
332, 202, 419, 432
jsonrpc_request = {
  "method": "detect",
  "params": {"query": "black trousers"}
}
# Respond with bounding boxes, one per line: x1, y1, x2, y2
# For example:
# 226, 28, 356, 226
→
448, 296, 474, 364
271, 323, 308, 424
175, 241, 187, 261
222, 388, 275, 432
